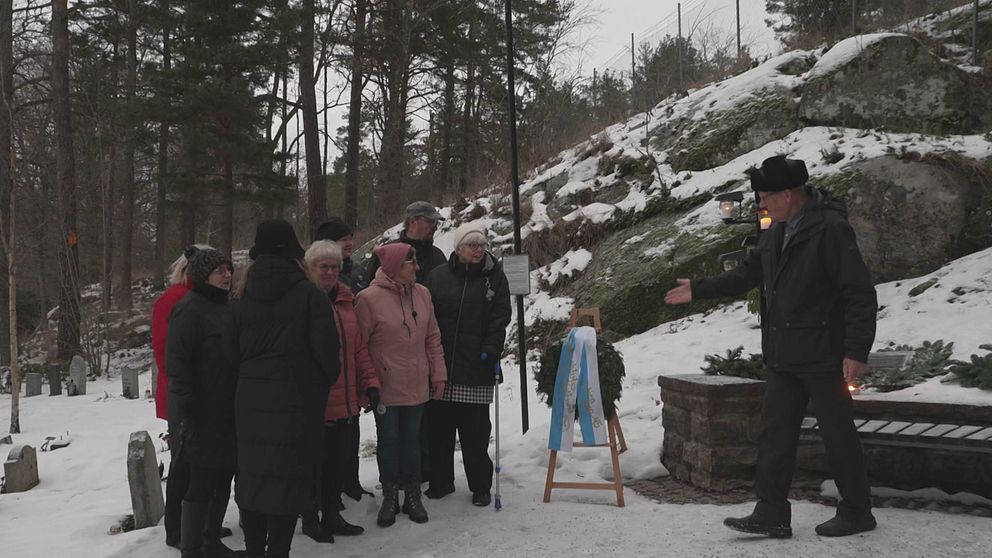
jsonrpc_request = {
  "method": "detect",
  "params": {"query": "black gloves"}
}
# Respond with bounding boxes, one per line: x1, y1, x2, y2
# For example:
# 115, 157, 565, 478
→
366, 387, 381, 412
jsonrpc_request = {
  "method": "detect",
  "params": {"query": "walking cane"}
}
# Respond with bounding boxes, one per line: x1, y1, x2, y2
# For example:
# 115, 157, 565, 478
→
494, 360, 503, 510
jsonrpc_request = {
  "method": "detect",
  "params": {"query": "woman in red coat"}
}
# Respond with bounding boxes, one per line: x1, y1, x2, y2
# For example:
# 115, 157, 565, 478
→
302, 240, 381, 542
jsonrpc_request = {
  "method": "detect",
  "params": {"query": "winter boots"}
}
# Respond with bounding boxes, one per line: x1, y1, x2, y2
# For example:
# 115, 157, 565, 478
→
401, 482, 429, 524
182, 500, 245, 558
377, 482, 401, 527
301, 511, 334, 543
723, 512, 793, 539
815, 512, 877, 537
322, 510, 364, 536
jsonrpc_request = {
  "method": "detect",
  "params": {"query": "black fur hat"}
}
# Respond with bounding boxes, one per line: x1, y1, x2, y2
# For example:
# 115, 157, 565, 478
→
249, 219, 305, 261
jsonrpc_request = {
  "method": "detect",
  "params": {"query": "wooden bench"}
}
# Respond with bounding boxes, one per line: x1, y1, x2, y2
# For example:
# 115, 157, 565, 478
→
800, 417, 992, 454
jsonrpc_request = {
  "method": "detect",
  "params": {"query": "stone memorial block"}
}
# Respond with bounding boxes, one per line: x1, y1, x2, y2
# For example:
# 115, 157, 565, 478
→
25, 373, 43, 397
3, 444, 40, 493
127, 431, 165, 529
47, 363, 62, 396
122, 367, 140, 400
68, 355, 87, 396
0, 433, 12, 445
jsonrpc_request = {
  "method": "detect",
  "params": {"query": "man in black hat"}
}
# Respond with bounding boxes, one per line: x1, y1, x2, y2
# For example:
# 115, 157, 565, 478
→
314, 217, 370, 294
664, 155, 878, 538
366, 201, 448, 285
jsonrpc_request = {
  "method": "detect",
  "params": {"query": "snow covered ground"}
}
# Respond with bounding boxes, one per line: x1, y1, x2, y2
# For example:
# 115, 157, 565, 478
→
2, 248, 991, 557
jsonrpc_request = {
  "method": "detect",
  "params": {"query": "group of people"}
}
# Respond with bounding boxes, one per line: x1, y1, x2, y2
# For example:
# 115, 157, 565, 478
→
151, 151, 882, 556
152, 201, 511, 558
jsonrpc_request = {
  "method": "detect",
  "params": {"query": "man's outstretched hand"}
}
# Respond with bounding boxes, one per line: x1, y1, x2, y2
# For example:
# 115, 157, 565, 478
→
664, 278, 693, 305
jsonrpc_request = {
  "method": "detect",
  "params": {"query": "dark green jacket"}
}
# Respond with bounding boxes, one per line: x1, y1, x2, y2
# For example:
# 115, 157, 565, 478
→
692, 190, 877, 375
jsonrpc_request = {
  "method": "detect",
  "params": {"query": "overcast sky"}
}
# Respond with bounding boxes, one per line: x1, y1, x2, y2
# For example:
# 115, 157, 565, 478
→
573, 0, 780, 75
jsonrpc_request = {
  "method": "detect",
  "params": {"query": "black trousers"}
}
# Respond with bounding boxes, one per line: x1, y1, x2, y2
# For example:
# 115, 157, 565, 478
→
427, 400, 493, 495
321, 419, 360, 514
754, 369, 872, 523
164, 427, 190, 541
241, 509, 297, 557
185, 465, 235, 504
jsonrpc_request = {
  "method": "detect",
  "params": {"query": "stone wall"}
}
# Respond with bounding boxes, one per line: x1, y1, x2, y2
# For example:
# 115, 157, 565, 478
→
658, 374, 992, 498
657, 374, 765, 490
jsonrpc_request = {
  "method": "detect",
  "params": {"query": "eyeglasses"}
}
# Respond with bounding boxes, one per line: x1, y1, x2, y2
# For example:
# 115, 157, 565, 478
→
403, 258, 418, 266
464, 242, 488, 251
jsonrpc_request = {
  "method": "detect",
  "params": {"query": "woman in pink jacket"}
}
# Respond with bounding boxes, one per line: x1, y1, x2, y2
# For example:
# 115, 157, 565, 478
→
301, 240, 380, 542
355, 243, 446, 528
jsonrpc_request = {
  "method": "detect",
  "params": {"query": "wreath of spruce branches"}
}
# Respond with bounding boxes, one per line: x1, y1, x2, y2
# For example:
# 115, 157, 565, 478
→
536, 335, 625, 420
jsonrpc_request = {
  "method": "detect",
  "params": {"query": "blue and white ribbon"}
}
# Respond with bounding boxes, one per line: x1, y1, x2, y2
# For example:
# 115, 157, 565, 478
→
548, 326, 608, 452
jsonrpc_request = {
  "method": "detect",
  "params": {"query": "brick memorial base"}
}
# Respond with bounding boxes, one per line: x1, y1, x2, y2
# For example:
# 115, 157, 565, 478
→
658, 374, 765, 490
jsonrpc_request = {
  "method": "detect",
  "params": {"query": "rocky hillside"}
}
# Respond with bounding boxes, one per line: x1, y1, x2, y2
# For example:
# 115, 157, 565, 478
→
362, 4, 992, 354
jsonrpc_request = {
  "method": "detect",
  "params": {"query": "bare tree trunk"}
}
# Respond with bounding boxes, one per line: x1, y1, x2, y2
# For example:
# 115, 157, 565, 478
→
458, 64, 476, 194
53, 0, 82, 361
0, 0, 11, 369
113, 0, 137, 310
218, 155, 233, 256
344, 0, 366, 229
300, 0, 324, 237
154, 0, 171, 285
3, 143, 19, 433
439, 59, 455, 195
101, 137, 115, 311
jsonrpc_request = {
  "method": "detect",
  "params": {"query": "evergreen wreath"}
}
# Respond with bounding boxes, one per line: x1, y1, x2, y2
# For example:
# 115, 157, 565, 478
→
536, 335, 625, 420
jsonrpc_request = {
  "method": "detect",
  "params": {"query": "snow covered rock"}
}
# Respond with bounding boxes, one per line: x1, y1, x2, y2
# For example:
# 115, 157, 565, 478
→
800, 34, 992, 134
815, 154, 992, 282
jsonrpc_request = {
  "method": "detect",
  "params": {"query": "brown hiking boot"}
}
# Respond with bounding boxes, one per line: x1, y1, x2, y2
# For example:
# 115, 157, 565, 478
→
401, 482, 429, 523
377, 483, 400, 527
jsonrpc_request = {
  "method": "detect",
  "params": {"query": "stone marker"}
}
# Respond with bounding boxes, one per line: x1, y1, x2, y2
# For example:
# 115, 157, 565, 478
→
122, 367, 140, 400
3, 444, 40, 493
47, 363, 62, 396
127, 431, 165, 529
25, 373, 43, 397
0, 433, 12, 445
68, 355, 87, 396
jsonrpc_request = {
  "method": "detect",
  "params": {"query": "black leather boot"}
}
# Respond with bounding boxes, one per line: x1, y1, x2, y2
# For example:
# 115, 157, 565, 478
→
723, 512, 792, 538
322, 510, 364, 536
300, 511, 334, 543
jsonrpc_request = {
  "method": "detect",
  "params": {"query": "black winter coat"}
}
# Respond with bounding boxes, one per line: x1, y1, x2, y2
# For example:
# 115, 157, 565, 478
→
427, 252, 512, 387
223, 255, 341, 515
692, 189, 877, 375
165, 285, 236, 470
366, 231, 447, 285
340, 257, 370, 294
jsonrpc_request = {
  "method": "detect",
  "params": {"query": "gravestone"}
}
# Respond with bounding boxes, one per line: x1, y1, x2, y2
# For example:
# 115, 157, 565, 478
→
3, 444, 40, 493
68, 356, 87, 396
122, 367, 140, 400
25, 373, 43, 397
126, 431, 165, 529
47, 363, 62, 396
0, 433, 12, 445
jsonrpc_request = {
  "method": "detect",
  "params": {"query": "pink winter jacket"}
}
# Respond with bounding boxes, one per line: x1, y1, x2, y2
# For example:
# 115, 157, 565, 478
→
324, 282, 381, 421
354, 269, 446, 407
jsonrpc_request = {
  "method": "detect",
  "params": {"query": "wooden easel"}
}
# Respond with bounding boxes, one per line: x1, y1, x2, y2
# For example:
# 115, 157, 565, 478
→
543, 307, 628, 507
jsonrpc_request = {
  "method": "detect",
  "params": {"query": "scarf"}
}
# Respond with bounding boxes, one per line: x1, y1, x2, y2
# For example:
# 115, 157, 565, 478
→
548, 326, 608, 452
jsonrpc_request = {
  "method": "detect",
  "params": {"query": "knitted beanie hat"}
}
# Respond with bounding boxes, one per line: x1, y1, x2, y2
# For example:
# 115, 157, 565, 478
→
186, 246, 232, 286
452, 221, 486, 249
314, 217, 352, 242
